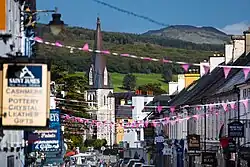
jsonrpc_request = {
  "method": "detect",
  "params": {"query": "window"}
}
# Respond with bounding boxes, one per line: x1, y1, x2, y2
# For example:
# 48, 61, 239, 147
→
137, 131, 141, 141
7, 155, 14, 167
104, 67, 108, 86
104, 96, 106, 105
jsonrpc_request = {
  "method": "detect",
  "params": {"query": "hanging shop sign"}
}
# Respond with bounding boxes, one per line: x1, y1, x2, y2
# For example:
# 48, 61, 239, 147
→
228, 121, 245, 138
187, 134, 200, 151
1, 62, 49, 128
31, 109, 61, 152
201, 152, 216, 165
239, 147, 250, 161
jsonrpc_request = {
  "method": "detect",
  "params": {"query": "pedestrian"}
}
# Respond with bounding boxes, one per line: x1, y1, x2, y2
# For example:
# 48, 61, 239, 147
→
140, 157, 145, 164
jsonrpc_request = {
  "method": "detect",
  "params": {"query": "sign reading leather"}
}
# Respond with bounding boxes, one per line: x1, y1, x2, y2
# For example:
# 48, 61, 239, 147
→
2, 64, 48, 127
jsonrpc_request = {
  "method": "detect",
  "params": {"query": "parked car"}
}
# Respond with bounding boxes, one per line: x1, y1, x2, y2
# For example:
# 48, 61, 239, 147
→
120, 157, 131, 167
126, 159, 141, 167
132, 162, 143, 167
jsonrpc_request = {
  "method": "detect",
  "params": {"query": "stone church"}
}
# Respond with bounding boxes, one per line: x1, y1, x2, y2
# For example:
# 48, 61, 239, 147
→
86, 17, 115, 146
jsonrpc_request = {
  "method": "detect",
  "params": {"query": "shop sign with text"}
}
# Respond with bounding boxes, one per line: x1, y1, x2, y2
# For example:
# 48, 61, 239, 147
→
228, 121, 245, 138
187, 134, 200, 151
2, 64, 48, 127
31, 109, 61, 152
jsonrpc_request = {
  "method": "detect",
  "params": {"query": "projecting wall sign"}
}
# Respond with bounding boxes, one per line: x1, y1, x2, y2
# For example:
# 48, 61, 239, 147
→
1, 63, 49, 127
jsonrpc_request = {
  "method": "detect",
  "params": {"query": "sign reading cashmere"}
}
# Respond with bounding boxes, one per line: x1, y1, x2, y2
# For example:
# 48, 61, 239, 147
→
2, 63, 49, 127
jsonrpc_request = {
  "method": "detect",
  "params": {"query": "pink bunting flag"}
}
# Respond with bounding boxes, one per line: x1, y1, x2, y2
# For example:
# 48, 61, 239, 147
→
230, 102, 236, 109
121, 54, 129, 57
170, 106, 175, 113
143, 57, 152, 61
144, 121, 149, 127
203, 65, 210, 75
196, 106, 201, 110
152, 121, 157, 127
242, 99, 248, 110
157, 105, 163, 113
193, 115, 199, 119
55, 41, 63, 47
223, 67, 231, 79
243, 68, 250, 80
181, 64, 190, 72
101, 50, 110, 54
131, 106, 135, 109
222, 103, 228, 112
34, 37, 43, 43
162, 59, 170, 63
82, 43, 89, 51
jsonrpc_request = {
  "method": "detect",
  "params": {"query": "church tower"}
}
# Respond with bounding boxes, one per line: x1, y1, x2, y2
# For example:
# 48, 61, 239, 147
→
87, 17, 115, 146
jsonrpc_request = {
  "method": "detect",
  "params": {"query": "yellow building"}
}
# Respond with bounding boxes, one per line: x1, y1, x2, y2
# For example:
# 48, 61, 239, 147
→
184, 73, 200, 88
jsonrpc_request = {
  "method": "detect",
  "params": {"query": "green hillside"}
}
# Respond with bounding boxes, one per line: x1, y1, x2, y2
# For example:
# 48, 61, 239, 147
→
36, 24, 218, 75
74, 72, 172, 92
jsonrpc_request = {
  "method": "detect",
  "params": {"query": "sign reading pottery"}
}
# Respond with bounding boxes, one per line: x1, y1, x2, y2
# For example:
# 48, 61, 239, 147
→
228, 121, 245, 138
2, 63, 48, 127
187, 134, 200, 151
201, 152, 216, 165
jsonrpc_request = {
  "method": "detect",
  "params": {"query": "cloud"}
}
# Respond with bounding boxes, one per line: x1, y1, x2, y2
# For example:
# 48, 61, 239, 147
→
219, 22, 250, 35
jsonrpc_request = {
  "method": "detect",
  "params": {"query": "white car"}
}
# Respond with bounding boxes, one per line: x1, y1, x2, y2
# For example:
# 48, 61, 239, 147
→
125, 159, 141, 167
132, 162, 143, 167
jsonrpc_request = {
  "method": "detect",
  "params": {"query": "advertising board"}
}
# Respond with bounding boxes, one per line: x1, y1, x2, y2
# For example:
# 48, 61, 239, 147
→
1, 63, 48, 127
31, 109, 61, 152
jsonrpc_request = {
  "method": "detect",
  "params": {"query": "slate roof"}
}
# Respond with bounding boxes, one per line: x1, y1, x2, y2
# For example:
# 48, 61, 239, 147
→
169, 52, 250, 106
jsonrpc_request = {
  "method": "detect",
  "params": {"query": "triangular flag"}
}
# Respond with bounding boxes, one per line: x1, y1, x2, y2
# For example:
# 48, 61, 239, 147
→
170, 106, 175, 113
131, 106, 135, 109
152, 121, 157, 127
203, 65, 210, 75
181, 64, 190, 72
55, 41, 63, 47
157, 106, 163, 113
144, 121, 149, 127
222, 103, 228, 112
162, 59, 170, 63
34, 37, 43, 43
242, 99, 248, 110
243, 68, 250, 80
82, 43, 89, 51
101, 50, 110, 54
230, 102, 235, 109
223, 67, 231, 79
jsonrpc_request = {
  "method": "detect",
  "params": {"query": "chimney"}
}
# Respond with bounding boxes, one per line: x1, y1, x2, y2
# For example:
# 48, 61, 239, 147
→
244, 27, 250, 55
209, 53, 224, 72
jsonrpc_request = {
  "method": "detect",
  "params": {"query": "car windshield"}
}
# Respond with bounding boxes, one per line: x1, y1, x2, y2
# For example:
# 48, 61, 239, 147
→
123, 158, 131, 164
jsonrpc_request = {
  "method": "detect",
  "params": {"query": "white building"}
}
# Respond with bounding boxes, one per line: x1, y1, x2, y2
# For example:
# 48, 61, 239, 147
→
86, 17, 115, 146
0, 0, 26, 166
123, 95, 154, 148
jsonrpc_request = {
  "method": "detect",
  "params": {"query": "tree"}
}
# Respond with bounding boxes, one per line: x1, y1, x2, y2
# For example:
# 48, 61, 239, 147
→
138, 83, 166, 95
162, 63, 173, 83
123, 73, 136, 90
84, 139, 107, 149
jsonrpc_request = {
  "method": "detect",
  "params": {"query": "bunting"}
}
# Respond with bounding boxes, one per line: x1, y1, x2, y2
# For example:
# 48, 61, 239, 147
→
32, 37, 250, 78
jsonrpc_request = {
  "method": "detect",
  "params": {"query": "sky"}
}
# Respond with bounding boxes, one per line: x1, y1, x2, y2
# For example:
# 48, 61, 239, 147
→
37, 0, 250, 34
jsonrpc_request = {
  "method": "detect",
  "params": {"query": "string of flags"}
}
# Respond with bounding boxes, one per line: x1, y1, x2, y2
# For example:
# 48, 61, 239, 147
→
61, 98, 250, 128
33, 36, 250, 79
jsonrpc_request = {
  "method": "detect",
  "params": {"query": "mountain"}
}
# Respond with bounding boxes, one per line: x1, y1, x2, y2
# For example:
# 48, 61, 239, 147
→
143, 25, 230, 45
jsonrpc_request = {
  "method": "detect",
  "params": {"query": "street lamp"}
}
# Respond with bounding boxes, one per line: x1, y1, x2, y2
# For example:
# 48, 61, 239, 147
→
48, 13, 64, 36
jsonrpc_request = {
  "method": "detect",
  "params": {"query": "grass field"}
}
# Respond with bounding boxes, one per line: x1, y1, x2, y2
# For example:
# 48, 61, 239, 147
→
75, 72, 169, 92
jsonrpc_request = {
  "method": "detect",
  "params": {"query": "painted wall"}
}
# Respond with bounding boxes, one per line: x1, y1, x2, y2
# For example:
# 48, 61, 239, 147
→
184, 74, 200, 88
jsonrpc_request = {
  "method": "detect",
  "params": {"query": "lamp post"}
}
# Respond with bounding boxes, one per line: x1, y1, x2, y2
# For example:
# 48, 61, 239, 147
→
21, 4, 64, 57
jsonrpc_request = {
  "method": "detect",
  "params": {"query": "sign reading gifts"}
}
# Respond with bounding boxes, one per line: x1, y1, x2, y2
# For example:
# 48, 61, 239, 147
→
1, 63, 49, 127
31, 109, 61, 152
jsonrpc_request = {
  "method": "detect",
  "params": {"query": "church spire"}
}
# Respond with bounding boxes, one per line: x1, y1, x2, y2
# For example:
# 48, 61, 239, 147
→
88, 17, 112, 89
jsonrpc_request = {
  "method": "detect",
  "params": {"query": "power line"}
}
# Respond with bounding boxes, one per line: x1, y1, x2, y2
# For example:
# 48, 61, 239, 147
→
89, 0, 169, 27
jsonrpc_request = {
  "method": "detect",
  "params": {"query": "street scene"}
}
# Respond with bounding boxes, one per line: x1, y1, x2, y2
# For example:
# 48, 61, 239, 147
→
0, 0, 250, 167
